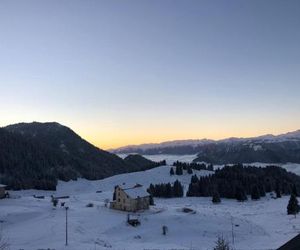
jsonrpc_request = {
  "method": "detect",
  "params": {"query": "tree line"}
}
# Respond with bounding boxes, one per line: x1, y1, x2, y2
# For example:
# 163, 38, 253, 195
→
173, 161, 214, 171
152, 164, 300, 204
147, 180, 184, 198
186, 164, 300, 202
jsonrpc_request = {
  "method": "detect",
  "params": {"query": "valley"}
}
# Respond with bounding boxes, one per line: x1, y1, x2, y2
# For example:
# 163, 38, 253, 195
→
1, 157, 300, 250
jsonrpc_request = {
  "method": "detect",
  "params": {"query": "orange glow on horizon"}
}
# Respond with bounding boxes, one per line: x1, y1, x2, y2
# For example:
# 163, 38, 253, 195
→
81, 124, 300, 150
1, 116, 300, 151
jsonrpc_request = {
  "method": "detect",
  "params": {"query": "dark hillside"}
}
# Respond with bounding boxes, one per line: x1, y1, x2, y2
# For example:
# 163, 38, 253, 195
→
0, 122, 160, 190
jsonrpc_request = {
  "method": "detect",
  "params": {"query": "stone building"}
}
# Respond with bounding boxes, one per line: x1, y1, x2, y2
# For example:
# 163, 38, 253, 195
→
110, 184, 150, 212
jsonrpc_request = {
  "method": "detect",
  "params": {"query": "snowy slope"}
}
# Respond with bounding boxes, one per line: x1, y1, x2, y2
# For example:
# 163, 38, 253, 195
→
1, 163, 300, 250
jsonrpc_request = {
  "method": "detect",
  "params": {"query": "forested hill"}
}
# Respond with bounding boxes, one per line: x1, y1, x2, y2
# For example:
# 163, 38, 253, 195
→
0, 122, 161, 190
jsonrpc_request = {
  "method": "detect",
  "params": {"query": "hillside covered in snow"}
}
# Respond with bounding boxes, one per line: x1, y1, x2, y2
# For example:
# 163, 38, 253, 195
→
1, 159, 300, 250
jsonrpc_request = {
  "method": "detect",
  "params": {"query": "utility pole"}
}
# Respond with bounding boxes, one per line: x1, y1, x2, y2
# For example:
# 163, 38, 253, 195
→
231, 216, 235, 249
65, 206, 69, 246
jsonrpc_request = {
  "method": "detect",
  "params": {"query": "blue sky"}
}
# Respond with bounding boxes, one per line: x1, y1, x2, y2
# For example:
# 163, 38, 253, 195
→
0, 0, 300, 148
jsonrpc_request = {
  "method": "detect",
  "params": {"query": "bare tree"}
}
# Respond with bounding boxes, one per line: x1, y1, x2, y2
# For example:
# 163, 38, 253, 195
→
0, 231, 9, 250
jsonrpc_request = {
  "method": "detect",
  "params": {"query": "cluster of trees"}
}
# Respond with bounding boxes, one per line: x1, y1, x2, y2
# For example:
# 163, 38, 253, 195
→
173, 161, 214, 171
186, 164, 300, 202
0, 128, 61, 190
169, 165, 192, 176
170, 160, 214, 176
158, 160, 167, 166
147, 180, 184, 198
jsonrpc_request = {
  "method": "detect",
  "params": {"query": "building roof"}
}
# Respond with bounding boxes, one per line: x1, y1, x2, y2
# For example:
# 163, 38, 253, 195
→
278, 233, 300, 250
0, 184, 7, 188
118, 183, 134, 190
123, 187, 150, 199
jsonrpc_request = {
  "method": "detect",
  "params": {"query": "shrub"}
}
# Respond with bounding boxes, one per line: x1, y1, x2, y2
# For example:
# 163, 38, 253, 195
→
86, 203, 94, 207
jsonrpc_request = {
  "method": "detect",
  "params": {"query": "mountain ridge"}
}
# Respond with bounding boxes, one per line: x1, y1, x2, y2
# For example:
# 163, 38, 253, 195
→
111, 130, 300, 164
111, 129, 300, 153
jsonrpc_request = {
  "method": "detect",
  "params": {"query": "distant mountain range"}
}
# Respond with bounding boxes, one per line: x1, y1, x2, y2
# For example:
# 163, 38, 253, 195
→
0, 122, 161, 190
111, 130, 300, 164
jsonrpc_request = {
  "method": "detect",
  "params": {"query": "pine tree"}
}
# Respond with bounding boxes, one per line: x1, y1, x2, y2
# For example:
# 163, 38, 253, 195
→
149, 195, 154, 205
212, 191, 221, 204
186, 183, 195, 197
165, 183, 173, 198
287, 194, 300, 216
175, 166, 180, 175
175, 166, 183, 175
170, 167, 174, 176
187, 166, 193, 174
208, 163, 214, 171
275, 181, 281, 198
292, 184, 298, 197
173, 180, 184, 197
147, 183, 155, 196
235, 186, 247, 202
213, 236, 231, 250
180, 166, 183, 175
258, 184, 266, 197
251, 185, 260, 200
191, 174, 199, 184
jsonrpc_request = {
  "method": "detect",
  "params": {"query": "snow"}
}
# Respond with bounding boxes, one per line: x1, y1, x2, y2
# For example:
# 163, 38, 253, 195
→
249, 144, 263, 151
1, 156, 300, 250
120, 153, 300, 176
118, 153, 198, 165
123, 186, 150, 199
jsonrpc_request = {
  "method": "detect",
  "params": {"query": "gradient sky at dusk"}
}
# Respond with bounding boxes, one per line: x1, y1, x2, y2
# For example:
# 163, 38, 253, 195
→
0, 0, 300, 149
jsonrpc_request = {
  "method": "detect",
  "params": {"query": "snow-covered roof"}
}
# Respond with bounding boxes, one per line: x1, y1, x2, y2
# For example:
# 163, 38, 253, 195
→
0, 184, 7, 188
123, 187, 150, 199
119, 183, 135, 190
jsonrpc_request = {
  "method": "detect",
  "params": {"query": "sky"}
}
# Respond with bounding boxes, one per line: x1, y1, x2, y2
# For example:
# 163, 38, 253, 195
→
0, 0, 300, 149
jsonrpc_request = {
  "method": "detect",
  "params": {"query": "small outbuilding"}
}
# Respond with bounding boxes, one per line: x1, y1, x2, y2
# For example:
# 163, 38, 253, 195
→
110, 184, 150, 212
0, 184, 7, 199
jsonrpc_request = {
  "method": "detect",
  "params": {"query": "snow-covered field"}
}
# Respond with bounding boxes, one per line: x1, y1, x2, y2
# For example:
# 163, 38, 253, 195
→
118, 153, 198, 165
119, 153, 300, 176
1, 155, 300, 250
